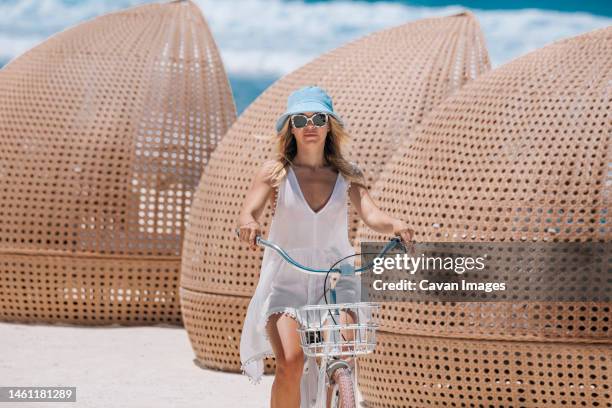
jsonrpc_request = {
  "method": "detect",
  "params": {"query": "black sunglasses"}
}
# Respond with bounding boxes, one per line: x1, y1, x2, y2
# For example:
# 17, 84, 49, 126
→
290, 113, 328, 129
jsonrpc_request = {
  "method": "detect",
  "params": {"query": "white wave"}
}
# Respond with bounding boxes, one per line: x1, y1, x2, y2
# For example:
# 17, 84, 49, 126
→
0, 0, 147, 66
194, 0, 461, 76
1, 0, 610, 76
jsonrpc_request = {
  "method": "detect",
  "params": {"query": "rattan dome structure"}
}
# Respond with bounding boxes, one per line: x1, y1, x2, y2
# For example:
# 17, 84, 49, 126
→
0, 1, 235, 325
357, 26, 611, 407
180, 12, 491, 372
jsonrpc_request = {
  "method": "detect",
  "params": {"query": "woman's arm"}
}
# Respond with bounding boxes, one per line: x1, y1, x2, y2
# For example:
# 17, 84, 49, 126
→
348, 165, 414, 243
236, 160, 276, 249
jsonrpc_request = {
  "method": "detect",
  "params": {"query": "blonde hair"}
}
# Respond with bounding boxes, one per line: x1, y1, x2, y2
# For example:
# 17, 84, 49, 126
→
259, 115, 367, 189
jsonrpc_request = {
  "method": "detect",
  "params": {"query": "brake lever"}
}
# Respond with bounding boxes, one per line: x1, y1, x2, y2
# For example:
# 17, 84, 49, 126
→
387, 236, 404, 252
397, 238, 408, 254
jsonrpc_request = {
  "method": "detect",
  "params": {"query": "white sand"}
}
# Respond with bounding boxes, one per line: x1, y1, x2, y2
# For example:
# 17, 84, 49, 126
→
0, 322, 277, 407
0, 322, 365, 407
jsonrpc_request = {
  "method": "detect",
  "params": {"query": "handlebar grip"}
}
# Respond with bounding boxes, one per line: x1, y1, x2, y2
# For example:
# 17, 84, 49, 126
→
234, 227, 262, 245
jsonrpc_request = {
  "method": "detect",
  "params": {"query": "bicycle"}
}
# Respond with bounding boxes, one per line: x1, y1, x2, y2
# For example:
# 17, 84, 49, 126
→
235, 228, 405, 408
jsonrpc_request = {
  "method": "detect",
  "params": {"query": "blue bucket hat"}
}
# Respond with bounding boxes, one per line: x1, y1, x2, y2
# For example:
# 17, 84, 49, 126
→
275, 85, 344, 133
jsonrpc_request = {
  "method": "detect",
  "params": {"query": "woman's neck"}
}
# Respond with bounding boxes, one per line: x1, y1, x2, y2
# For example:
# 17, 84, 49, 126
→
292, 152, 329, 170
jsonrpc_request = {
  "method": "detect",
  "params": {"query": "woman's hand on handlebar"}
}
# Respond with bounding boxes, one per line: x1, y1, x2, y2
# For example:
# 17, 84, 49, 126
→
237, 221, 261, 250
392, 219, 416, 255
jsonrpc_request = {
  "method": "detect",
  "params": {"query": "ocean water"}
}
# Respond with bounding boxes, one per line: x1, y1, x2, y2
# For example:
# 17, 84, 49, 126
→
0, 0, 610, 113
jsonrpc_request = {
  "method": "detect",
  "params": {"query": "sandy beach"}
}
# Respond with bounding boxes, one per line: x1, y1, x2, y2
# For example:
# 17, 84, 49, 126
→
1, 322, 281, 408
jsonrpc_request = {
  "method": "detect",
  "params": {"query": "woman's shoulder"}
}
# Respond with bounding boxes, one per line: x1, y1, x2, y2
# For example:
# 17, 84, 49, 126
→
342, 160, 367, 190
260, 159, 278, 173
347, 161, 363, 176
256, 159, 285, 186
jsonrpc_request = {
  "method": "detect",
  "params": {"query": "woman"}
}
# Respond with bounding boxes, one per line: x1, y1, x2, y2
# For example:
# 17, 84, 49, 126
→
237, 85, 414, 408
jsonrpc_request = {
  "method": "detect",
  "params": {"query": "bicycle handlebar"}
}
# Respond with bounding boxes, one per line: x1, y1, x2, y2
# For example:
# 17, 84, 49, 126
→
234, 228, 406, 275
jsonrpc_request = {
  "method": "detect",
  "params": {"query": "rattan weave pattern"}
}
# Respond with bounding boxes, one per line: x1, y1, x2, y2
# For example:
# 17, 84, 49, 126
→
359, 331, 611, 408
180, 287, 276, 372
358, 26, 611, 407
363, 26, 611, 244
358, 26, 611, 338
376, 301, 611, 343
0, 0, 235, 324
180, 11, 491, 299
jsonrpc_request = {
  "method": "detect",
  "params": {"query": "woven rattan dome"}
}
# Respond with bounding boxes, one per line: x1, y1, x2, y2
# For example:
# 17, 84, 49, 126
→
0, 1, 235, 325
357, 26, 611, 407
180, 12, 491, 372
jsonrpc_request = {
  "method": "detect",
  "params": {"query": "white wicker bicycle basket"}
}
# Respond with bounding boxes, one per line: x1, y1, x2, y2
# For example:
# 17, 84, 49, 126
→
295, 302, 380, 358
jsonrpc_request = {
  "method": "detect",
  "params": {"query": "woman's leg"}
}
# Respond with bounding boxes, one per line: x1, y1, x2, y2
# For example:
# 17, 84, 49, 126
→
266, 312, 304, 408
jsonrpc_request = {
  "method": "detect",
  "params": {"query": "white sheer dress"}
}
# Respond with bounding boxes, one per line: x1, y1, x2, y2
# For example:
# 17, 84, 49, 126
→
239, 164, 361, 407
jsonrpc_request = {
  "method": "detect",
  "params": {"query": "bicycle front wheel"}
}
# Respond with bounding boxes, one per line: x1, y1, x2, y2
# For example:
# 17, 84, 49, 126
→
329, 367, 355, 408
